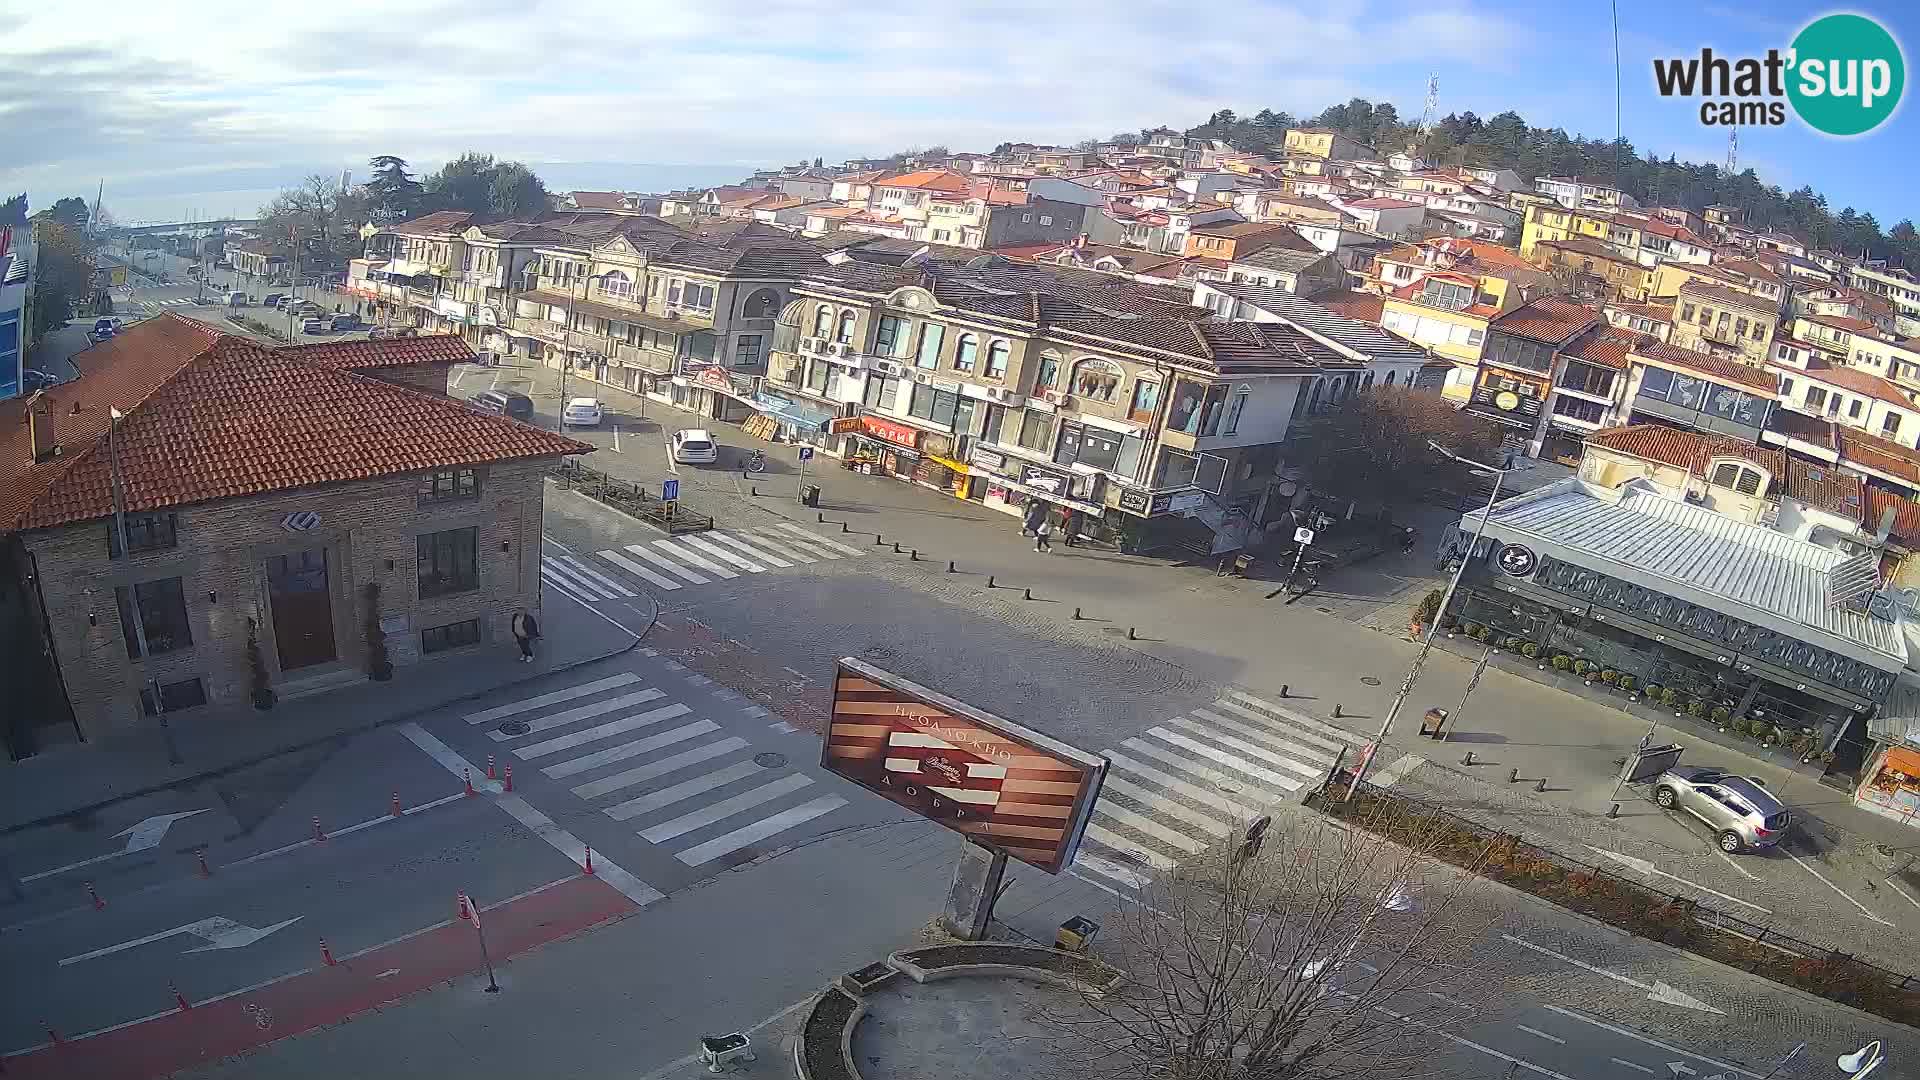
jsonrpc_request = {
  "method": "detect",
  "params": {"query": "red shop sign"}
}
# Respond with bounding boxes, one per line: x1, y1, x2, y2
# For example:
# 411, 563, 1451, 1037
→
861, 416, 920, 449
696, 366, 734, 391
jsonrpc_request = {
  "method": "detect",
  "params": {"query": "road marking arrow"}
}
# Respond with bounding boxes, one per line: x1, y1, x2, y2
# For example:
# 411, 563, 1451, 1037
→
1502, 934, 1723, 1015
1584, 846, 1772, 915
23, 809, 210, 882
1668, 1064, 1696, 1077
59, 914, 302, 966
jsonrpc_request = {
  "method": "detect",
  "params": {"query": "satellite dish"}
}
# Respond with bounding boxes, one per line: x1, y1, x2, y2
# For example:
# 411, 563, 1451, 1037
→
901, 244, 932, 266
965, 253, 1006, 269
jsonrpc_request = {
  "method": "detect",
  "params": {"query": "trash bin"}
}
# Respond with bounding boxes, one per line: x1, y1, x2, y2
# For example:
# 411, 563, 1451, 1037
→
802, 484, 821, 508
1419, 707, 1448, 738
1056, 915, 1100, 952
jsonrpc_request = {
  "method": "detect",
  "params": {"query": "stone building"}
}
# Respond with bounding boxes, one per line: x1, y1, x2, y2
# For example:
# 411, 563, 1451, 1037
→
0, 314, 587, 756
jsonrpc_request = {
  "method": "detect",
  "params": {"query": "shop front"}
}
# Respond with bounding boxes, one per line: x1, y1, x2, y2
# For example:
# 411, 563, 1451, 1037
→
844, 415, 925, 481
673, 364, 759, 423
750, 387, 842, 449
966, 446, 1108, 524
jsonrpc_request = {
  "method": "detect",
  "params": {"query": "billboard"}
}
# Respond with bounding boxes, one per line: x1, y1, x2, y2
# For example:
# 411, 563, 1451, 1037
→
823, 658, 1106, 874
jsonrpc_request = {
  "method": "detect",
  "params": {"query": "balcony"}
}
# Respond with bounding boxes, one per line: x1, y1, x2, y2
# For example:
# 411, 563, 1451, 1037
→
615, 342, 674, 374
463, 267, 505, 289
510, 316, 615, 356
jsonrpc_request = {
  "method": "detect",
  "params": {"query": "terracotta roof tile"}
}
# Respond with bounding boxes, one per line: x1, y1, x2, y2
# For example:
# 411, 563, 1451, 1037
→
0, 315, 588, 535
872, 169, 973, 193
1801, 360, 1916, 409
1631, 340, 1778, 392
1839, 428, 1920, 486
275, 335, 476, 371
1678, 280, 1776, 312
1561, 326, 1644, 370
1490, 297, 1599, 345
1785, 457, 1865, 522
392, 211, 476, 236
1866, 487, 1920, 545
1803, 313, 1879, 334
1585, 424, 1784, 477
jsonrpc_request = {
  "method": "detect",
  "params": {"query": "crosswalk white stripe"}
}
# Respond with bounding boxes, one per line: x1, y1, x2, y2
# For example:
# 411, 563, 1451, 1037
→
674, 795, 847, 865
1189, 708, 1337, 768
652, 539, 738, 578
1155, 723, 1314, 785
735, 530, 822, 562
541, 567, 602, 605
541, 557, 616, 600
465, 673, 642, 725
514, 703, 693, 759
1084, 824, 1175, 870
704, 532, 794, 567
1099, 775, 1231, 838
597, 549, 683, 591
1205, 699, 1350, 755
554, 722, 719, 794
624, 543, 711, 583
486, 689, 665, 740
772, 522, 863, 556
1224, 692, 1366, 744
592, 739, 752, 809
639, 773, 815, 842
601, 760, 764, 818
748, 527, 843, 560
1073, 851, 1152, 890
547, 728, 735, 780
1122, 736, 1296, 799
679, 534, 765, 573
556, 555, 636, 597
1093, 802, 1205, 854
1103, 750, 1259, 821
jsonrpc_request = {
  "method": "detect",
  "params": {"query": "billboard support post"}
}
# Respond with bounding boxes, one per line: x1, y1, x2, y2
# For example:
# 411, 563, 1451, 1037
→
942, 837, 1010, 941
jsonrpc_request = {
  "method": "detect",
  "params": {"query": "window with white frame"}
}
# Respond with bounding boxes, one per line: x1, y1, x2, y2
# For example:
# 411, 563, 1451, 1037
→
600, 271, 635, 300
813, 305, 834, 337
1070, 358, 1123, 402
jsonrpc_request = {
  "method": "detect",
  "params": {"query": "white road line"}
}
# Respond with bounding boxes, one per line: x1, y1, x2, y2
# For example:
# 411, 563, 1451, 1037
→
1610, 1059, 1657, 1075
772, 521, 863, 556
1515, 1025, 1565, 1045
1370, 754, 1427, 789
1188, 707, 1337, 766
653, 538, 738, 578
1208, 696, 1355, 754
624, 543, 711, 583
1074, 852, 1152, 890
674, 795, 847, 865
541, 568, 600, 606
541, 558, 615, 600
542, 532, 575, 554
556, 555, 635, 597
600, 760, 764, 818
1099, 774, 1231, 837
640, 773, 815, 842
595, 739, 754, 812
1785, 850, 1896, 926
465, 673, 642, 725
1103, 750, 1258, 821
1093, 802, 1205, 854
1884, 875, 1920, 912
559, 722, 722, 797
514, 703, 694, 759
740, 530, 826, 562
705, 531, 795, 567
395, 723, 663, 906
597, 548, 683, 591
679, 534, 765, 572
485, 689, 666, 740
1713, 845, 1760, 882
1119, 738, 1284, 802
1084, 824, 1176, 870
1223, 692, 1366, 744
1155, 723, 1314, 786
1540, 1007, 1762, 1079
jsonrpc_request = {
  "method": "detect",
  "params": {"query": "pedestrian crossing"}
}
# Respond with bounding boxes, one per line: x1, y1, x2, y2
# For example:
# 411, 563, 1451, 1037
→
541, 522, 864, 605
1073, 690, 1366, 890
462, 671, 846, 867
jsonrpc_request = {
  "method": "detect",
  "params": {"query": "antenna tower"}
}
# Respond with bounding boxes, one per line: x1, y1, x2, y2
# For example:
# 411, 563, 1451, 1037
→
1726, 126, 1738, 175
1418, 74, 1440, 151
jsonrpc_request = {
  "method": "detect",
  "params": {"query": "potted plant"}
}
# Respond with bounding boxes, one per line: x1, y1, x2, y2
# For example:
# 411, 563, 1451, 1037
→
1710, 706, 1732, 729
1551, 654, 1573, 673
1686, 699, 1708, 720
246, 618, 276, 710
1660, 688, 1681, 710
1522, 642, 1542, 665
365, 581, 393, 682
1618, 674, 1638, 700
1411, 588, 1444, 640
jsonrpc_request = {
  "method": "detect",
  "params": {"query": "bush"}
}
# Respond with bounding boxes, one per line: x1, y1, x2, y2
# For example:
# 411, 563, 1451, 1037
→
1686, 699, 1707, 719
1463, 621, 1483, 638
1522, 642, 1541, 660
1414, 588, 1445, 625
1551, 655, 1573, 672
1642, 683, 1662, 700
1616, 674, 1636, 692
1660, 688, 1680, 706
1710, 706, 1732, 724
1573, 658, 1593, 676
1502, 636, 1523, 651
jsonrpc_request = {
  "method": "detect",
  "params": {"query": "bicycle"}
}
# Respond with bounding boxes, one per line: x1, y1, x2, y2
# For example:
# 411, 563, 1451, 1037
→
745, 448, 767, 475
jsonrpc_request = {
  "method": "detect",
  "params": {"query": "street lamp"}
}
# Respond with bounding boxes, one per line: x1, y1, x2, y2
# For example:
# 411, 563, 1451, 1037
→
1839, 1041, 1884, 1079
559, 271, 616, 432
1346, 440, 1517, 798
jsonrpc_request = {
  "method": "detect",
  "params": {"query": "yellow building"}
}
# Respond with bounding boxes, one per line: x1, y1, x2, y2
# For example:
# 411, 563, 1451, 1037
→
1380, 263, 1551, 400
1531, 238, 1654, 301
1518, 203, 1615, 258
1281, 127, 1374, 161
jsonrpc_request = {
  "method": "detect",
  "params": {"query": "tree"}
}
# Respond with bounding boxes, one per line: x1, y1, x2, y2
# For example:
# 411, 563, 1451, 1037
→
31, 222, 94, 333
44, 196, 89, 231
257, 173, 367, 273
1, 194, 25, 228
364, 155, 423, 224
423, 152, 551, 217
1035, 811, 1497, 1080
1295, 386, 1504, 508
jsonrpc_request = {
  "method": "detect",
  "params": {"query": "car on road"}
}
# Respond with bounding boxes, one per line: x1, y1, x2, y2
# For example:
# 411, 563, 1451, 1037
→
227, 291, 248, 308
22, 368, 60, 393
328, 313, 360, 331
562, 397, 604, 427
472, 389, 536, 422
672, 428, 719, 464
261, 292, 284, 308
301, 317, 326, 335
1652, 766, 1789, 853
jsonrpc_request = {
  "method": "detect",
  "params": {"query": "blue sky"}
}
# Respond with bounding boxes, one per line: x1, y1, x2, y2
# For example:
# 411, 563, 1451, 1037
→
0, 1, 1913, 227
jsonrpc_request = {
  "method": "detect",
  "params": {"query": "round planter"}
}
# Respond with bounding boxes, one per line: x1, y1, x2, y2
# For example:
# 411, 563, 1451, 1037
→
370, 664, 394, 683
252, 688, 277, 711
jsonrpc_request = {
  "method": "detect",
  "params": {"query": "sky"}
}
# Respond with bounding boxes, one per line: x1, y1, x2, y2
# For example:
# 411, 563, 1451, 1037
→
0, 1, 1915, 227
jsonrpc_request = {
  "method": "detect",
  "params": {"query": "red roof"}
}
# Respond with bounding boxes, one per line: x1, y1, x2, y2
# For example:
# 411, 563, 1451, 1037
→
1802, 313, 1879, 335
392, 211, 475, 236
1866, 487, 1920, 545
1561, 326, 1644, 370
0, 315, 589, 535
568, 191, 628, 210
1840, 429, 1920, 486
1313, 290, 1385, 323
275, 335, 476, 371
873, 169, 973, 194
1490, 298, 1598, 345
1584, 425, 1783, 476
1801, 360, 1916, 409
1631, 341, 1778, 392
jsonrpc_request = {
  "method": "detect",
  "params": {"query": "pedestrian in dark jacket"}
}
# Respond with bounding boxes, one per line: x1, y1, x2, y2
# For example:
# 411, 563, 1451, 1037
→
510, 611, 541, 662
1022, 502, 1047, 537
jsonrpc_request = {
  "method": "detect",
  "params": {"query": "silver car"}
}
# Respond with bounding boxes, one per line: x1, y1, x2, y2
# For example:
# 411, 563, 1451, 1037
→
1653, 766, 1790, 853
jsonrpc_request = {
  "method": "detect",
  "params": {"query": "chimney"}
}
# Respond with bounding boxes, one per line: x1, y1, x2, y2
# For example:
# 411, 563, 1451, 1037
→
28, 395, 57, 462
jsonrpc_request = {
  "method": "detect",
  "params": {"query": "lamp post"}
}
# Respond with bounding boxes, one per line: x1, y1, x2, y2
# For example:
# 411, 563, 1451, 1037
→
1346, 440, 1516, 799
560, 271, 615, 432
1838, 1041, 1885, 1080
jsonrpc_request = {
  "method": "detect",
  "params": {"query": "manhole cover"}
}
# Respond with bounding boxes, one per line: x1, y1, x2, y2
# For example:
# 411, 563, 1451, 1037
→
754, 752, 788, 768
1315, 606, 1336, 614
1361, 676, 1382, 686
497, 720, 531, 736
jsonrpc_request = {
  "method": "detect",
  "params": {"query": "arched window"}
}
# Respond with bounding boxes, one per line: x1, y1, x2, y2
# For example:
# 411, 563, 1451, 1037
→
836, 310, 857, 344
1071, 358, 1123, 402
1034, 349, 1061, 388
954, 334, 979, 372
1385, 370, 1398, 387
986, 340, 1010, 379
742, 288, 781, 320
812, 305, 834, 337
598, 270, 633, 300
1362, 371, 1375, 391
1309, 379, 1324, 410
1709, 457, 1769, 497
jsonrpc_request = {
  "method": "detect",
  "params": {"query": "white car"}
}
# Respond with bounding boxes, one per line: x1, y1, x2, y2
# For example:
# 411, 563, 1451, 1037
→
562, 397, 604, 427
672, 428, 718, 464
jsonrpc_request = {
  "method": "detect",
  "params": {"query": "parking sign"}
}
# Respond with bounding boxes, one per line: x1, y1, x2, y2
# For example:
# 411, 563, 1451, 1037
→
798, 446, 815, 461
662, 478, 680, 502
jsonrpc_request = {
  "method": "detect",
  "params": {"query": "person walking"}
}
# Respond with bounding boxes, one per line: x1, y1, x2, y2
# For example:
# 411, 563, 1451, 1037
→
1061, 508, 1080, 547
1021, 501, 1047, 538
510, 610, 541, 663
1034, 517, 1054, 554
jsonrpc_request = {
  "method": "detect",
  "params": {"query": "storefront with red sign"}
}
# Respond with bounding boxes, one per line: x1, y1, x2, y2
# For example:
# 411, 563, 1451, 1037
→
844, 415, 921, 479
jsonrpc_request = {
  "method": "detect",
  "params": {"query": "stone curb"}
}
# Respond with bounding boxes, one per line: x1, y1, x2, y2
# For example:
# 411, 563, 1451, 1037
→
792, 985, 866, 1080
886, 943, 1127, 998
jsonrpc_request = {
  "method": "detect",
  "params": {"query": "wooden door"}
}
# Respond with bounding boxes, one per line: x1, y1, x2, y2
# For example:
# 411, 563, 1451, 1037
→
268, 547, 337, 671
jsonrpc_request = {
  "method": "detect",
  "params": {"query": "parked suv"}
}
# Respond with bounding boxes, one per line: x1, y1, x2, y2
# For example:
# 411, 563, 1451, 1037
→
472, 390, 535, 422
1653, 766, 1790, 853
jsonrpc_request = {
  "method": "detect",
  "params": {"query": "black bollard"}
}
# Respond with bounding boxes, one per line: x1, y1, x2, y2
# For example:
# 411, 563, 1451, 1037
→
892, 542, 901, 553
873, 534, 883, 545
817, 512, 825, 523
1507, 768, 1519, 784
1127, 627, 1137, 640
1073, 607, 1081, 620
751, 486, 759, 497
947, 560, 956, 573
1461, 751, 1475, 766
1607, 803, 1620, 819
1535, 778, 1547, 793
1332, 703, 1343, 719
1279, 684, 1289, 698
1023, 588, 1032, 600
842, 522, 851, 533
910, 550, 918, 561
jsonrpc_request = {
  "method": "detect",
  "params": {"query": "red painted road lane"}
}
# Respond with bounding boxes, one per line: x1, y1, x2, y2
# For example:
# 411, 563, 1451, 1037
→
4, 874, 637, 1080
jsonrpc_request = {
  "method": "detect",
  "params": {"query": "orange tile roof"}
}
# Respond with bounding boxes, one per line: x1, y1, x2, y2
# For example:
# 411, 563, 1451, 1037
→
275, 335, 476, 371
1802, 313, 1879, 334
1802, 360, 1916, 409
1490, 297, 1598, 344
0, 315, 589, 535
873, 169, 973, 193
1631, 340, 1778, 392
1585, 424, 1783, 476
1865, 487, 1920, 545
1839, 429, 1920, 486
392, 211, 475, 236
1313, 290, 1385, 323
1561, 326, 1644, 370
1784, 457, 1866, 521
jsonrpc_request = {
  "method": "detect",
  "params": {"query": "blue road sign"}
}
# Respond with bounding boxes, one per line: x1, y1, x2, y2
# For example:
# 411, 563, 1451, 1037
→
662, 477, 680, 502
798, 447, 815, 461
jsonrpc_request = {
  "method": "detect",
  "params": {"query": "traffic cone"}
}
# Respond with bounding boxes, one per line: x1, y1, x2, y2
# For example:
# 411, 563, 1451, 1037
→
458, 894, 471, 922
312, 816, 325, 842
319, 938, 336, 966
391, 791, 403, 817
486, 754, 496, 781
172, 982, 192, 1011
196, 849, 211, 878
503, 765, 513, 793
584, 846, 595, 876
464, 768, 474, 797
85, 881, 105, 910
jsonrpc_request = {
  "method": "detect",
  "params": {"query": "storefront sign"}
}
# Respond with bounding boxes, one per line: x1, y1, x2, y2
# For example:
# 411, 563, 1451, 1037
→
970, 446, 1008, 472
1494, 390, 1521, 411
435, 297, 469, 321
1116, 488, 1151, 514
1164, 489, 1206, 514
695, 365, 734, 391
862, 416, 921, 449
829, 417, 863, 435
1496, 543, 1537, 577
1020, 464, 1072, 496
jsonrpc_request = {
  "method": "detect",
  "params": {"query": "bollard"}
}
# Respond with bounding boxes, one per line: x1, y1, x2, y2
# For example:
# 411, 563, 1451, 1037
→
751, 485, 759, 497
458, 894, 471, 921
987, 575, 996, 589
504, 764, 514, 793
1128, 627, 1138, 641
1534, 778, 1547, 793
320, 938, 336, 967
1280, 684, 1289, 698
892, 542, 901, 553
196, 848, 212, 878
1024, 588, 1033, 600
873, 534, 883, 546
1073, 607, 1082, 620
391, 791, 403, 817
1332, 703, 1343, 719
947, 560, 956, 573
44, 1023, 60, 1046
86, 880, 105, 911
910, 549, 918, 561
817, 512, 825, 523
313, 816, 325, 843
841, 522, 850, 533
1507, 768, 1519, 784
487, 754, 496, 781
464, 768, 475, 797
1607, 803, 1620, 819
173, 982, 192, 1011
1460, 751, 1475, 766
584, 846, 596, 876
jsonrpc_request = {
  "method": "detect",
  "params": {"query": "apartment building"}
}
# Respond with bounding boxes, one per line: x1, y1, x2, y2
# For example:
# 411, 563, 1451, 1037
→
1375, 239, 1561, 399
1533, 176, 1638, 212
1282, 128, 1376, 161
1463, 298, 1602, 457
1669, 280, 1778, 366
1531, 238, 1655, 302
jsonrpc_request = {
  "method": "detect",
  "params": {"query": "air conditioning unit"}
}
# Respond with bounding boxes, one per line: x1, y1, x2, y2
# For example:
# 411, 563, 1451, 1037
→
834, 343, 855, 357
872, 359, 905, 378
1043, 389, 1068, 406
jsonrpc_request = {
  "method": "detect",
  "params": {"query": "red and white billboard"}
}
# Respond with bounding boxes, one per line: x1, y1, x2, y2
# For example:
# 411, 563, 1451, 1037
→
822, 658, 1105, 874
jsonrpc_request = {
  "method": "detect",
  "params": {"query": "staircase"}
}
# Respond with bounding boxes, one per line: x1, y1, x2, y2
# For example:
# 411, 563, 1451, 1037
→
276, 663, 363, 702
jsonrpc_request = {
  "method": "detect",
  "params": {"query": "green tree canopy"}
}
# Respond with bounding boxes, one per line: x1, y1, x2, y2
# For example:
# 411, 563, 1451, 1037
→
423, 153, 551, 217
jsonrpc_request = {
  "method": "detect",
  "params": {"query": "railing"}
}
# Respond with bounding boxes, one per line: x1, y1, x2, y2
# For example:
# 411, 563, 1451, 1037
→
549, 459, 714, 534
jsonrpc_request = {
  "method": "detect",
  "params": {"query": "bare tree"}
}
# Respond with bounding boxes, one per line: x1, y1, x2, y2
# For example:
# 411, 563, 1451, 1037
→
1293, 386, 1504, 510
1037, 810, 1500, 1080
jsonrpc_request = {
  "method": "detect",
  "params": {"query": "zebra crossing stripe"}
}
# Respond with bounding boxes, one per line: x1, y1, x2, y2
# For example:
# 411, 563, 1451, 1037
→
541, 567, 599, 606
1121, 737, 1291, 799
624, 543, 710, 583
512, 703, 693, 758
639, 772, 815, 843
1187, 708, 1337, 768
599, 760, 763, 818
542, 557, 616, 600
679, 534, 765, 573
547, 726, 732, 781
1098, 774, 1231, 838
1084, 824, 1175, 870
1093, 802, 1206, 854
750, 528, 843, 560
652, 539, 738, 578
597, 549, 682, 591
593, 739, 752, 809
1204, 699, 1351, 755
1155, 723, 1314, 786
556, 555, 636, 597
704, 532, 794, 567
487, 689, 665, 740
1074, 851, 1153, 890
735, 530, 822, 562
548, 721, 719, 793
772, 522, 863, 556
1224, 692, 1366, 744
674, 795, 846, 866
464, 673, 641, 725
1102, 750, 1259, 821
